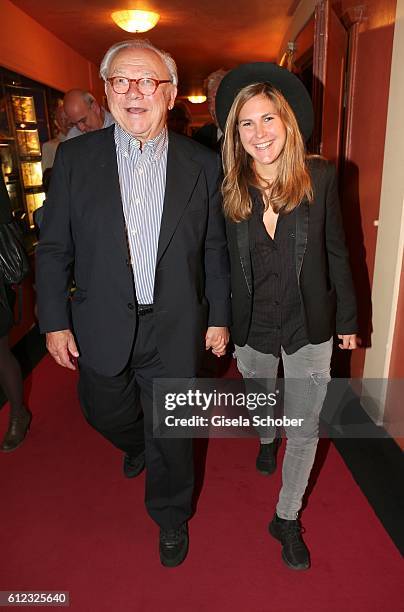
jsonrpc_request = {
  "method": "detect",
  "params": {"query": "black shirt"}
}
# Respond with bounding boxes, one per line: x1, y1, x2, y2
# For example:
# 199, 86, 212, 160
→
247, 189, 308, 356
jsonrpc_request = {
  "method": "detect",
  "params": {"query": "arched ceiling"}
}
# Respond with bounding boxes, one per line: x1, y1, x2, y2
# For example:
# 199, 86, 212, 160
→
11, 0, 297, 96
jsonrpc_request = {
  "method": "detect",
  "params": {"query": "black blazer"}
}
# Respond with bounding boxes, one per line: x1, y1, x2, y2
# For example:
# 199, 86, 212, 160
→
36, 126, 231, 377
226, 158, 357, 347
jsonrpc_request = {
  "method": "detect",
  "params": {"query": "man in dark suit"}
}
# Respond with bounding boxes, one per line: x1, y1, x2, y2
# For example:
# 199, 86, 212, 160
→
193, 68, 227, 152
36, 39, 231, 567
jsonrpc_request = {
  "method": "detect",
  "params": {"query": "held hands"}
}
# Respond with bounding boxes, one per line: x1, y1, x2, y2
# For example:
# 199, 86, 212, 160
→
205, 326, 230, 357
337, 334, 358, 350
46, 330, 79, 370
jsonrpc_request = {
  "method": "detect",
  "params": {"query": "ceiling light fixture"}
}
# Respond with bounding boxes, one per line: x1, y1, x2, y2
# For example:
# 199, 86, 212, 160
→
111, 10, 160, 33
187, 95, 207, 104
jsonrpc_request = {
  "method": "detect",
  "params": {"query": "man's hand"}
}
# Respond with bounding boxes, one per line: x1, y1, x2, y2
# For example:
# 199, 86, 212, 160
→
205, 326, 230, 357
337, 334, 358, 350
46, 330, 80, 370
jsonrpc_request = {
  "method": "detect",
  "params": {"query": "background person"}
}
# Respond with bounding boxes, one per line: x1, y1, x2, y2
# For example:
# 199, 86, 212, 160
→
63, 89, 114, 138
193, 68, 227, 151
167, 100, 192, 136
216, 63, 358, 571
41, 105, 70, 171
0, 173, 31, 452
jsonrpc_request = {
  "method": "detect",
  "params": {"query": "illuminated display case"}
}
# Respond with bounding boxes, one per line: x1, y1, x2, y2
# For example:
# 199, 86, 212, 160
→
16, 129, 41, 157
0, 67, 62, 237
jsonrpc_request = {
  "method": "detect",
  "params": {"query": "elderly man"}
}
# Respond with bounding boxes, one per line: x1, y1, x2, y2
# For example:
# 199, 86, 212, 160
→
63, 89, 114, 137
36, 39, 230, 567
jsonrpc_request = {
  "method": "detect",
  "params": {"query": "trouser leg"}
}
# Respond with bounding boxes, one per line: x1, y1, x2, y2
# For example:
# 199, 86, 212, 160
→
78, 360, 145, 457
78, 313, 194, 529
132, 314, 194, 529
234, 344, 279, 442
276, 338, 333, 520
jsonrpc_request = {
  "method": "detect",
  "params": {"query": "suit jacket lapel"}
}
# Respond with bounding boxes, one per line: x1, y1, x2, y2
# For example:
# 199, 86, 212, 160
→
97, 126, 128, 262
156, 132, 202, 265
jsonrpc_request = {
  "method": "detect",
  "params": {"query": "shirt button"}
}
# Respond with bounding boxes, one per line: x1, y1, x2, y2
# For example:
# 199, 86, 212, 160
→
274, 301, 280, 306
138, 167, 143, 174
127, 303, 135, 310
135, 198, 140, 205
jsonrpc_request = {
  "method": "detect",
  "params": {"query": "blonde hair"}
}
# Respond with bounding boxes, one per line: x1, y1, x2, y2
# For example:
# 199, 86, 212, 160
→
222, 83, 313, 222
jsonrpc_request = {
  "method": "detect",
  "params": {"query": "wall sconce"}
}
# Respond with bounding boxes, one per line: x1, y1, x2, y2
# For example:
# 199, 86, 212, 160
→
187, 96, 207, 104
111, 10, 160, 33
279, 42, 297, 72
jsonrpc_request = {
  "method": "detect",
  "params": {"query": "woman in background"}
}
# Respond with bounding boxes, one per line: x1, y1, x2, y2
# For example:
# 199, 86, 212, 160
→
0, 173, 31, 451
215, 63, 357, 570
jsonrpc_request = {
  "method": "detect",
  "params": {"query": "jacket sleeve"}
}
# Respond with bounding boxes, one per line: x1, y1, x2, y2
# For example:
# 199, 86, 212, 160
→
203, 154, 232, 326
324, 163, 358, 334
35, 144, 75, 333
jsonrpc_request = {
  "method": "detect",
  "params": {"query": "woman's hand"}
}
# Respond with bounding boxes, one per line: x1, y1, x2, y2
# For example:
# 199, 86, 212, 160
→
337, 334, 358, 350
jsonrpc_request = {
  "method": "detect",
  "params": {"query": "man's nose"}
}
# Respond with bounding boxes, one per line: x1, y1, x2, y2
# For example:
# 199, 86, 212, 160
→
126, 80, 143, 97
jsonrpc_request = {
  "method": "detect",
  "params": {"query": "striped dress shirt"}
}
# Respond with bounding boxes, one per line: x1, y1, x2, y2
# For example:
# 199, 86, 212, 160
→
114, 123, 168, 305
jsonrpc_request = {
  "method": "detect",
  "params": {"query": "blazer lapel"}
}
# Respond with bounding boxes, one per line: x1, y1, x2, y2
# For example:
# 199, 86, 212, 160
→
156, 132, 202, 265
236, 220, 253, 295
295, 198, 309, 282
96, 127, 129, 262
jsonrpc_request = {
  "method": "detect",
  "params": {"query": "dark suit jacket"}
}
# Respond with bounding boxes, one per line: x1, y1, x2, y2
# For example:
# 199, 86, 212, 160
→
193, 123, 221, 153
226, 158, 357, 346
36, 126, 231, 377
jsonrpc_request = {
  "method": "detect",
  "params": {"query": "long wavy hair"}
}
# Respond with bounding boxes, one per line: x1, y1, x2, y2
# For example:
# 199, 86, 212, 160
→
222, 83, 313, 222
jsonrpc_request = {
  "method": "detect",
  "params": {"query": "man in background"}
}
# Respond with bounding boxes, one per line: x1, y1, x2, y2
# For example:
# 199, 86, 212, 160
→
41, 105, 70, 171
193, 68, 227, 151
63, 89, 114, 138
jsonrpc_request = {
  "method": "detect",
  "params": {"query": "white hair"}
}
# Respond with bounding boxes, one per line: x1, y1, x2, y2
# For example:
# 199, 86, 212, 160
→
99, 39, 178, 86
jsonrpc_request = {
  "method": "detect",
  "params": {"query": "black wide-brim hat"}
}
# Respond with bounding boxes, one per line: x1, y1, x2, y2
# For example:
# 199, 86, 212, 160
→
215, 62, 314, 142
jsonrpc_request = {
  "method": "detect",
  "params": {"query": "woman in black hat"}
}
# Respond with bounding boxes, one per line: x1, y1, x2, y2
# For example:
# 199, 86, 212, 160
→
0, 173, 31, 451
216, 63, 358, 570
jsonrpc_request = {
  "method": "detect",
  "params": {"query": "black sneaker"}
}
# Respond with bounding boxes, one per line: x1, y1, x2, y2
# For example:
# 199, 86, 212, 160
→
123, 451, 145, 478
256, 440, 279, 475
269, 514, 310, 570
159, 523, 189, 567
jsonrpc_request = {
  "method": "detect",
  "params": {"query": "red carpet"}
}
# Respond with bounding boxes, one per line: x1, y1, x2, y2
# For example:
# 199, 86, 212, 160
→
0, 355, 402, 611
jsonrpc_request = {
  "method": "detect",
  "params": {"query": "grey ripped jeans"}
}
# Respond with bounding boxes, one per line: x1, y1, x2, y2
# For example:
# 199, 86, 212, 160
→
234, 339, 333, 520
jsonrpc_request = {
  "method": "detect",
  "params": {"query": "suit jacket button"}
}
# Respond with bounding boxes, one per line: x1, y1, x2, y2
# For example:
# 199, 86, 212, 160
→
127, 303, 134, 310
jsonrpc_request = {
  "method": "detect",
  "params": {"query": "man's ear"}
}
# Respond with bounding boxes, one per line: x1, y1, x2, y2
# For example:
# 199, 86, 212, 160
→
168, 85, 178, 110
91, 99, 101, 116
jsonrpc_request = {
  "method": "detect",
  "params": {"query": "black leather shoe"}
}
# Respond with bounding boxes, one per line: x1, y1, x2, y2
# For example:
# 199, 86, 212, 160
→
256, 439, 279, 475
123, 451, 145, 478
0, 407, 32, 452
269, 514, 310, 570
159, 523, 189, 567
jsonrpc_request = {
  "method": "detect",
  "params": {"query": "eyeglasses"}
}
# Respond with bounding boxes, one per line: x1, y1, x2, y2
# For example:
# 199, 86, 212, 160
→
106, 77, 171, 95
